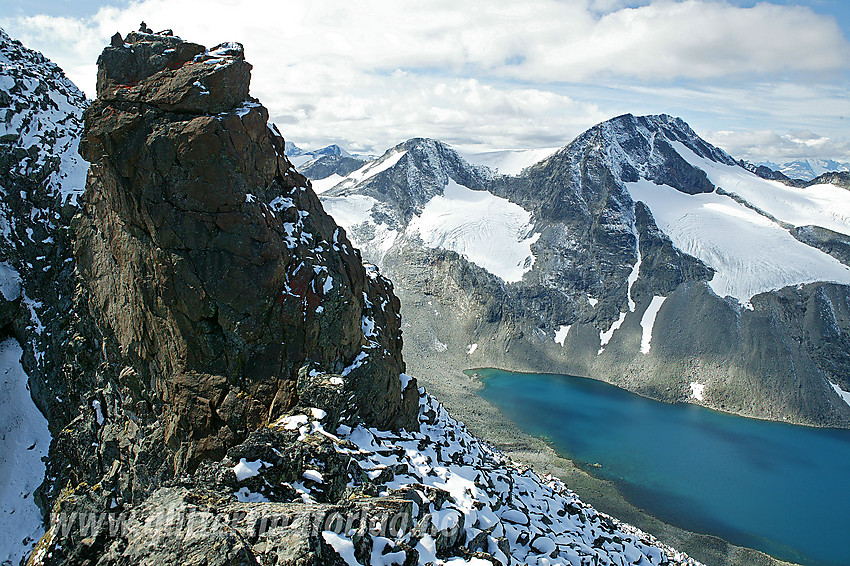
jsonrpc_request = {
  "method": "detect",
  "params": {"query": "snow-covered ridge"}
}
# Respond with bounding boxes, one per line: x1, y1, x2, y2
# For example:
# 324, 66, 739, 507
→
336, 148, 408, 191
236, 389, 701, 566
672, 141, 850, 238
760, 159, 850, 182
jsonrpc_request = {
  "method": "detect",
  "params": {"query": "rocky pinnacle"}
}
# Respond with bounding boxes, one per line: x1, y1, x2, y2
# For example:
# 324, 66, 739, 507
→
75, 29, 418, 473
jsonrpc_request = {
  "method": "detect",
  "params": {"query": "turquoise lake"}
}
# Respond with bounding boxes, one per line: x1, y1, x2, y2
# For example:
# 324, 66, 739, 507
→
474, 369, 850, 566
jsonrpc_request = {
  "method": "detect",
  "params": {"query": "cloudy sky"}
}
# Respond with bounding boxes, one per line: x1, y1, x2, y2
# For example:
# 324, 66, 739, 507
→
2, 0, 849, 163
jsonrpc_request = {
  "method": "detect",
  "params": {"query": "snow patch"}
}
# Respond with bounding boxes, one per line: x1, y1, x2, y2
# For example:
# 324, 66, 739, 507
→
302, 469, 324, 483
0, 262, 22, 301
554, 325, 571, 346
466, 343, 478, 355
409, 179, 539, 283
232, 458, 265, 481
235, 487, 270, 503
627, 233, 642, 312
598, 312, 627, 355
277, 414, 309, 430
399, 373, 413, 394
92, 399, 104, 425
829, 381, 850, 408
690, 382, 706, 401
639, 296, 666, 354
321, 531, 360, 566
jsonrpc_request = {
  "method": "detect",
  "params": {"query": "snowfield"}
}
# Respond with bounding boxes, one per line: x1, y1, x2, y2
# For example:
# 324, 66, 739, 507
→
408, 180, 539, 283
671, 141, 850, 237
459, 147, 560, 176
323, 178, 540, 284
640, 296, 667, 354
0, 339, 52, 564
311, 173, 345, 194
627, 179, 850, 302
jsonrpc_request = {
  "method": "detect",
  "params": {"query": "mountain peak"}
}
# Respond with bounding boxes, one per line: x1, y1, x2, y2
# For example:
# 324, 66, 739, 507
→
95, 30, 252, 115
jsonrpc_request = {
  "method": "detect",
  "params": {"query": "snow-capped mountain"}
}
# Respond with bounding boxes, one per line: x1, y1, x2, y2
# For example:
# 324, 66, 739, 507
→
759, 158, 850, 181
318, 114, 850, 430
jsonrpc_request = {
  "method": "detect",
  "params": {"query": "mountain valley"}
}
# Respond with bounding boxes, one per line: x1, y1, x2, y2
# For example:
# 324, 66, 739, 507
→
0, 23, 847, 566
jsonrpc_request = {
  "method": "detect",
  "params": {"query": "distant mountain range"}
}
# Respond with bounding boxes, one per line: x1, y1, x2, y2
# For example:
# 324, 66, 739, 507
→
758, 158, 850, 181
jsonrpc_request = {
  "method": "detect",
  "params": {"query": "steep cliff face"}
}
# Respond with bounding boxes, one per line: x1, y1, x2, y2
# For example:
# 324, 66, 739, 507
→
74, 30, 418, 474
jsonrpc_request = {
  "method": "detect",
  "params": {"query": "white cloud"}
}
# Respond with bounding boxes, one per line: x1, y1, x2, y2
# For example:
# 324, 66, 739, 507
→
705, 129, 850, 163
1, 0, 848, 154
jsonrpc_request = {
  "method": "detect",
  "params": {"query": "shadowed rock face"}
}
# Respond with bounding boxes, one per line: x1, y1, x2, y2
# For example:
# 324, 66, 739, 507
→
75, 30, 418, 471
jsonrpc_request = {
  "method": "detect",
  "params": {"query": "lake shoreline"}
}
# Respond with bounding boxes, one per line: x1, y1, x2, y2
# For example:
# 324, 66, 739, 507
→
405, 349, 799, 566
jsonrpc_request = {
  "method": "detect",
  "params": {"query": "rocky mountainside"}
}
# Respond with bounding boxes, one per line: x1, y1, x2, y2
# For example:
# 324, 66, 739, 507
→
320, 114, 850, 430
0, 28, 709, 566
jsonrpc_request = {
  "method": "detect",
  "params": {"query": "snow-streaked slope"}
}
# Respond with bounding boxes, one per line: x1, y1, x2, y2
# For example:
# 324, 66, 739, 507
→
311, 173, 344, 194
459, 147, 559, 176
336, 149, 408, 190
673, 142, 850, 237
628, 179, 850, 302
320, 194, 399, 255
0, 30, 87, 206
408, 180, 539, 283
0, 338, 51, 564
249, 391, 700, 566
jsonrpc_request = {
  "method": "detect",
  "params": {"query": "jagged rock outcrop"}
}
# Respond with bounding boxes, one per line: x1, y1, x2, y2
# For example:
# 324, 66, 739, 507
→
810, 170, 850, 189
74, 29, 418, 472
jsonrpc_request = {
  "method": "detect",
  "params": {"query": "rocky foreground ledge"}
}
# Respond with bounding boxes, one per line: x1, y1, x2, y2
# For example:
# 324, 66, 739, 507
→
9, 29, 702, 565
